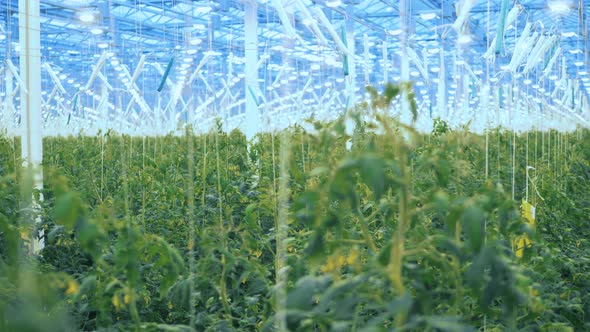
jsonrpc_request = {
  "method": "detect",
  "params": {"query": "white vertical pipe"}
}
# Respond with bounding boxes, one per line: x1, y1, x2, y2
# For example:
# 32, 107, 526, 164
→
437, 48, 446, 119
382, 41, 388, 83
363, 34, 370, 85
244, 1, 259, 140
5, 69, 14, 136
345, 15, 356, 108
399, 0, 411, 122
19, 0, 43, 252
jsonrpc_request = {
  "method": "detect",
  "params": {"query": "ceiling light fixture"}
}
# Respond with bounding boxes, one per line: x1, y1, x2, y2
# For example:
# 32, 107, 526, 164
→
389, 29, 403, 36
457, 34, 472, 44
548, 0, 572, 15
79, 12, 96, 23
561, 31, 577, 38
419, 13, 437, 20
326, 0, 342, 7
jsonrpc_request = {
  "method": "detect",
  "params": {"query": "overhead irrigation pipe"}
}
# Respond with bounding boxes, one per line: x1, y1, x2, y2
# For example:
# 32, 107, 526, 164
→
6, 59, 28, 95
294, 0, 329, 46
463, 62, 481, 86
44, 86, 59, 111
187, 54, 213, 86
84, 52, 108, 91
312, 7, 351, 56
117, 64, 153, 117
128, 54, 146, 90
271, 64, 287, 87
407, 47, 430, 86
271, 0, 298, 39
42, 63, 67, 94
97, 72, 114, 91
198, 72, 214, 92
219, 78, 238, 103
257, 53, 271, 69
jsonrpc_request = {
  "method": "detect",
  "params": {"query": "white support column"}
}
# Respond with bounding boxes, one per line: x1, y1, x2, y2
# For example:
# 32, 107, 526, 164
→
244, 1, 259, 140
19, 0, 43, 252
399, 0, 411, 121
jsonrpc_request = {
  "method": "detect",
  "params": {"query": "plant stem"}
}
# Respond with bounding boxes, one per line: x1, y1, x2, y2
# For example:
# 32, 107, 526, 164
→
388, 146, 410, 327
354, 205, 377, 253
275, 131, 290, 332
215, 130, 231, 321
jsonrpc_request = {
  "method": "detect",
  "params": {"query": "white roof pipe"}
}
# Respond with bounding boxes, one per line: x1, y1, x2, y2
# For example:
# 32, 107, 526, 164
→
44, 86, 59, 110
42, 63, 67, 94
312, 7, 351, 56
463, 62, 481, 86
128, 54, 146, 90
187, 54, 212, 85
97, 72, 114, 91
271, 64, 287, 86
119, 64, 138, 91
294, 0, 329, 46
271, 0, 298, 39
198, 72, 214, 92
6, 60, 28, 94
407, 47, 429, 86
84, 52, 108, 91
257, 53, 270, 69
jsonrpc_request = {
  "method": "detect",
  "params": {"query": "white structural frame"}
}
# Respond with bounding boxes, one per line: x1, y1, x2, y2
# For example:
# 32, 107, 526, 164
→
19, 0, 44, 252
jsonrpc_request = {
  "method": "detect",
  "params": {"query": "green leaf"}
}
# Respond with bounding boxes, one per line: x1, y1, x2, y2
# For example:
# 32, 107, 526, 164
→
53, 192, 80, 231
422, 316, 476, 332
377, 241, 392, 266
304, 231, 325, 261
462, 204, 485, 252
358, 155, 387, 200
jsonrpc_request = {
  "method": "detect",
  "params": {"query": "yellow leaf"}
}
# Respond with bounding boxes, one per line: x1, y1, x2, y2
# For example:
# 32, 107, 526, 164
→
65, 280, 79, 296
347, 249, 359, 265
123, 293, 131, 304
112, 294, 120, 309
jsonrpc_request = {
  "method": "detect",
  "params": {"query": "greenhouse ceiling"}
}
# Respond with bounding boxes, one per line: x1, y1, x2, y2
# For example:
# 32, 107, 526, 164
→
1, 0, 589, 135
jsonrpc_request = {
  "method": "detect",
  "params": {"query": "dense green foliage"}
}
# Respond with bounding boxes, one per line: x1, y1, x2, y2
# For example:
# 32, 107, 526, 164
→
0, 89, 589, 331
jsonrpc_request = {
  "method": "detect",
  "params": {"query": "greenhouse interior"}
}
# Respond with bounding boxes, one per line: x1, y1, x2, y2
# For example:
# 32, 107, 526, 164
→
1, 0, 589, 330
